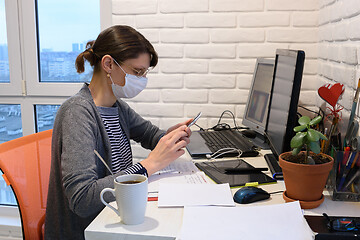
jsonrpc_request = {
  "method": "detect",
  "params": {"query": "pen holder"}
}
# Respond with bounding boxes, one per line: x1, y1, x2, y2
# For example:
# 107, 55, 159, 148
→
326, 149, 360, 202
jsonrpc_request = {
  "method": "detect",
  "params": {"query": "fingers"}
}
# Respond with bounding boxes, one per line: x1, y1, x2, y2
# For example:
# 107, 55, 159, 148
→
167, 119, 193, 134
185, 118, 193, 126
168, 127, 189, 145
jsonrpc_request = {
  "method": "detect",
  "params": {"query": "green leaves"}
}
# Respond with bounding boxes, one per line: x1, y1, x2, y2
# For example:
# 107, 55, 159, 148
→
290, 115, 326, 158
291, 132, 306, 148
294, 125, 307, 132
298, 116, 310, 125
292, 147, 301, 155
307, 129, 320, 142
309, 141, 320, 154
309, 115, 322, 126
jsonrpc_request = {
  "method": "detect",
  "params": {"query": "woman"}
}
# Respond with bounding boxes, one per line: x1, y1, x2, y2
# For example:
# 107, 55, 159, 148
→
44, 25, 192, 239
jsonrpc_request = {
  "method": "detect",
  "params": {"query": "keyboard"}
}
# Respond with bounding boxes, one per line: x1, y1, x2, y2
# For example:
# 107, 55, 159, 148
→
199, 130, 259, 157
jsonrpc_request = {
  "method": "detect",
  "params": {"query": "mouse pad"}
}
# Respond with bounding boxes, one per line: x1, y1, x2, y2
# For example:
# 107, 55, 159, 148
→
195, 160, 276, 187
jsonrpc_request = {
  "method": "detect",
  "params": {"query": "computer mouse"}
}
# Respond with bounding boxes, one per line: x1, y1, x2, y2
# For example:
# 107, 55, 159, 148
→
241, 129, 257, 139
233, 186, 270, 204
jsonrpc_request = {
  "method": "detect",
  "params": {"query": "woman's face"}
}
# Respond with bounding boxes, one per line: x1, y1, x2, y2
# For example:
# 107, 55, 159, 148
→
112, 53, 151, 86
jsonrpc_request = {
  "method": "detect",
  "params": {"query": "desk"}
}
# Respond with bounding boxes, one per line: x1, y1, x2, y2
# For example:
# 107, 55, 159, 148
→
85, 150, 360, 240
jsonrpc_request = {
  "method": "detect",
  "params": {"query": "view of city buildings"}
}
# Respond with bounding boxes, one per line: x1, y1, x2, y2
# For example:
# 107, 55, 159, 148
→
0, 44, 9, 82
40, 43, 93, 82
0, 43, 93, 83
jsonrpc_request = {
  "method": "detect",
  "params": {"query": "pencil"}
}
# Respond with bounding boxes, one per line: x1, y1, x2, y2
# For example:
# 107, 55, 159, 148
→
344, 78, 360, 148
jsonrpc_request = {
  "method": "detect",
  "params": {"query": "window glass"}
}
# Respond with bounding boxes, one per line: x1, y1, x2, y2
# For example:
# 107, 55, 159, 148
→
35, 104, 60, 132
0, 0, 10, 83
0, 170, 16, 205
0, 104, 22, 206
36, 0, 100, 83
0, 104, 22, 144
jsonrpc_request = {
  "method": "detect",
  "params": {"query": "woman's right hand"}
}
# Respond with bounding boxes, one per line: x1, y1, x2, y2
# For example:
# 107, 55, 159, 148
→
140, 125, 190, 176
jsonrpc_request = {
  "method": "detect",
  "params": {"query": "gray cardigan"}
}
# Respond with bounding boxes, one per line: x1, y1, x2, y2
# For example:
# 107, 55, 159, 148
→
44, 84, 165, 240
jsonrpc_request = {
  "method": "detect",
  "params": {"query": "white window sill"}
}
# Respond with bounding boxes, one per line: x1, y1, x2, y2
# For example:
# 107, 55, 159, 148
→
0, 205, 21, 225
0, 205, 22, 239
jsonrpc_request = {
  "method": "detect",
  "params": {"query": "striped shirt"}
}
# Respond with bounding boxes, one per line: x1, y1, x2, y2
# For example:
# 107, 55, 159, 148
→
97, 106, 147, 176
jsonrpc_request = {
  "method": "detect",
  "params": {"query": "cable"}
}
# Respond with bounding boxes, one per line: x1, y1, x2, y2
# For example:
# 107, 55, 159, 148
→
269, 191, 284, 195
206, 148, 243, 160
216, 110, 238, 130
298, 105, 324, 116
194, 123, 205, 131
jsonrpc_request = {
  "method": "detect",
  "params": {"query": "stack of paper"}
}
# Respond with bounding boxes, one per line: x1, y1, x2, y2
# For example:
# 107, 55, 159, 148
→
148, 159, 209, 199
177, 201, 314, 240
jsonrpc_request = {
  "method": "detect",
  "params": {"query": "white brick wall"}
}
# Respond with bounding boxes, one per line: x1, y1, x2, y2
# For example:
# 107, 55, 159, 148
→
318, 0, 360, 135
112, 0, 321, 158
111, 0, 360, 158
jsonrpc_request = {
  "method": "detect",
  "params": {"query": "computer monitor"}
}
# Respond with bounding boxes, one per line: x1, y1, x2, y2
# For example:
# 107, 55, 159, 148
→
242, 58, 275, 135
265, 49, 305, 157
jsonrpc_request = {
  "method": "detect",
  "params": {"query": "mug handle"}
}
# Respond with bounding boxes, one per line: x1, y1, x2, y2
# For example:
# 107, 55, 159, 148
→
100, 188, 120, 216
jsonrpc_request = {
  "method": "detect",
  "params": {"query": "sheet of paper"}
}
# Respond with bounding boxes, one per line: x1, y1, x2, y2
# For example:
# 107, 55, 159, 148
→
148, 171, 209, 196
177, 201, 314, 240
158, 183, 235, 207
154, 160, 199, 174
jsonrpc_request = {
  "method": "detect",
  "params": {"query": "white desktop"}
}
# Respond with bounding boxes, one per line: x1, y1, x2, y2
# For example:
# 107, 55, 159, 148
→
84, 150, 360, 240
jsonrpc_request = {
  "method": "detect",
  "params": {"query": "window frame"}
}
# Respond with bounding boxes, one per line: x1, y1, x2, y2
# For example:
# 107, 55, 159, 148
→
0, 0, 112, 210
21, 0, 112, 97
0, 0, 23, 96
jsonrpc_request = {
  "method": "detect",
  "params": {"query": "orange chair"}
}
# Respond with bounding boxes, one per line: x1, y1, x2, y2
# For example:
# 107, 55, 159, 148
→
0, 129, 52, 240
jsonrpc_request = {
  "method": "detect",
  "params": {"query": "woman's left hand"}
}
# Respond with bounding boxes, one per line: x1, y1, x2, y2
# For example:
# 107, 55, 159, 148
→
166, 119, 193, 143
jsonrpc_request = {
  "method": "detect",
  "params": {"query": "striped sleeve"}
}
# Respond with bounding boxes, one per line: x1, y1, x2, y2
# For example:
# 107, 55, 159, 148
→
123, 162, 148, 177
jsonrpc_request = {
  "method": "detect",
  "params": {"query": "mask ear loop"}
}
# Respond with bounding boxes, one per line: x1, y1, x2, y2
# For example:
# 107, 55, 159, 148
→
112, 58, 127, 75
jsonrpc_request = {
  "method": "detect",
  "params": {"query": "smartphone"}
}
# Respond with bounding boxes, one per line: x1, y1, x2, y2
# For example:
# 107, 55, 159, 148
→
187, 112, 202, 127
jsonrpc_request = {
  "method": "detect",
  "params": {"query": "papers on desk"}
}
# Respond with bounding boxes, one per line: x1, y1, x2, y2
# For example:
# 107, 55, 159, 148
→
177, 201, 315, 240
148, 159, 210, 199
158, 183, 235, 207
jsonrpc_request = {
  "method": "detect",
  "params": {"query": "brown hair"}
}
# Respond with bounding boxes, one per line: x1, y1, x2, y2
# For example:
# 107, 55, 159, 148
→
75, 25, 158, 73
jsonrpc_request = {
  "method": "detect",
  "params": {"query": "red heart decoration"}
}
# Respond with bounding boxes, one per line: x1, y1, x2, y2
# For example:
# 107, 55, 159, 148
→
318, 83, 345, 108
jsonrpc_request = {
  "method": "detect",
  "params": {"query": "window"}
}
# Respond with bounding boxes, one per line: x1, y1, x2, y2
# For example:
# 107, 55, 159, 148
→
0, 0, 9, 83
0, 104, 22, 206
0, 104, 22, 144
0, 0, 111, 207
35, 105, 60, 132
36, 0, 100, 83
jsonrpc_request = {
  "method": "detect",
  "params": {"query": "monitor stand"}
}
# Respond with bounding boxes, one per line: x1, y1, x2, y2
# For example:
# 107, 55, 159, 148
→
251, 132, 270, 150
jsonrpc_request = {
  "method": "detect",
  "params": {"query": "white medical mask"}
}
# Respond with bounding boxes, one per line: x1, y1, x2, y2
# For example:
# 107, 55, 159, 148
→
109, 58, 148, 99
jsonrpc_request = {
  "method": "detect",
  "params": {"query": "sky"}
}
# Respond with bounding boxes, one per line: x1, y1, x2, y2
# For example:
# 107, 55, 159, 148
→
1, 0, 101, 51
37, 0, 100, 52
0, 0, 6, 45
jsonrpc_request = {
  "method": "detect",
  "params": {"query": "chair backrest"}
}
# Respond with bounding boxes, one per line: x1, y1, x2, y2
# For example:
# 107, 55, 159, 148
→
0, 129, 52, 240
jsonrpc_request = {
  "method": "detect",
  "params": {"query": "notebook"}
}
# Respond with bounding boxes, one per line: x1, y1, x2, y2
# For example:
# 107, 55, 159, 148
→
186, 58, 275, 159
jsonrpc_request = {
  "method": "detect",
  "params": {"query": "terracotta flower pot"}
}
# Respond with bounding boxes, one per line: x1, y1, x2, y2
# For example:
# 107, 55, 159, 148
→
279, 152, 334, 209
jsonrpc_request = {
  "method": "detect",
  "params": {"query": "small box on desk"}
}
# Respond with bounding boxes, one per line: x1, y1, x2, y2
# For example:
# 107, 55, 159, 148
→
326, 149, 360, 202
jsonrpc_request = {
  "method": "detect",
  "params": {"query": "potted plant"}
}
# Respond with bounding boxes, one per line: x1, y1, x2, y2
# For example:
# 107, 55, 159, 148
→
279, 115, 334, 209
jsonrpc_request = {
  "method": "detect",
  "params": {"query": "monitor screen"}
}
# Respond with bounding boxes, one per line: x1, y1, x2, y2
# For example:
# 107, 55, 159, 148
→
242, 58, 274, 134
265, 49, 305, 157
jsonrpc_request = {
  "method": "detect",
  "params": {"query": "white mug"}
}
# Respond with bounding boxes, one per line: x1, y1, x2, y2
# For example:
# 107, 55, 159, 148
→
100, 174, 148, 225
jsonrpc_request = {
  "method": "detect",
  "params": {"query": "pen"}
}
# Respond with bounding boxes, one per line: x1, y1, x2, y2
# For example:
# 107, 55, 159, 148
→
338, 147, 351, 181
344, 78, 360, 148
224, 167, 268, 174
337, 151, 357, 190
343, 153, 360, 190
